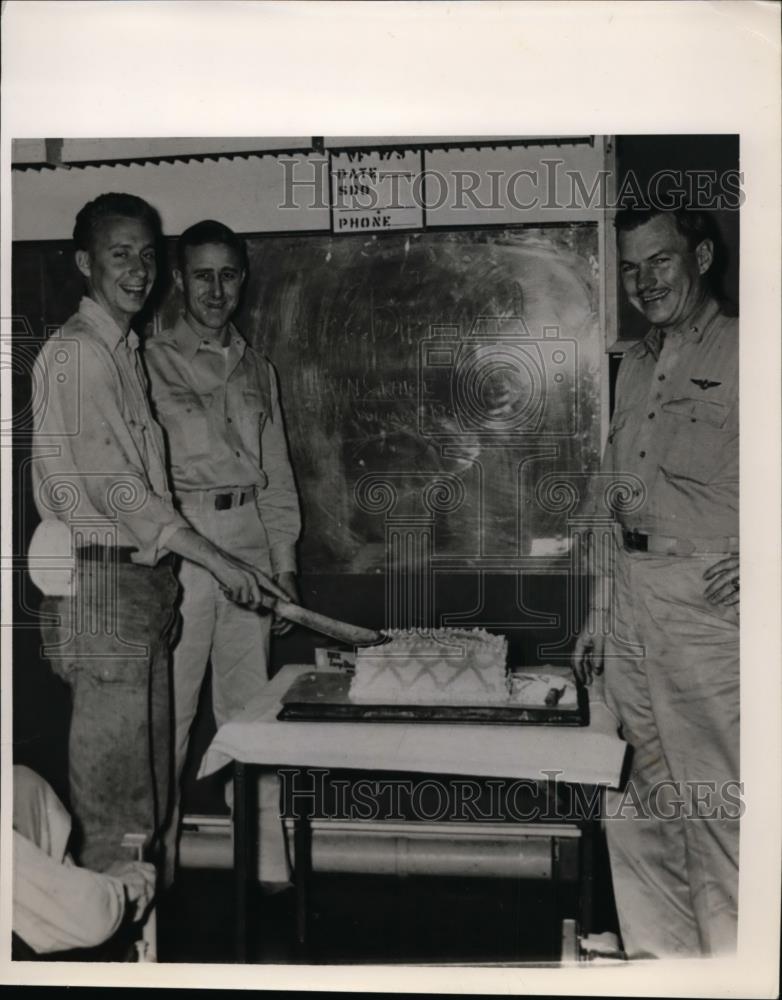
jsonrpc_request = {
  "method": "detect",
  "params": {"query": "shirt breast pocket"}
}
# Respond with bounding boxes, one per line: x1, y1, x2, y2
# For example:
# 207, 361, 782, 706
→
660, 396, 732, 484
238, 388, 267, 456
153, 389, 212, 459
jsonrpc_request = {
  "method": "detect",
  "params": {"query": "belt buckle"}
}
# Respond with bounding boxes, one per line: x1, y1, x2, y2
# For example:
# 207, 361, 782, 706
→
673, 537, 696, 556
215, 490, 250, 511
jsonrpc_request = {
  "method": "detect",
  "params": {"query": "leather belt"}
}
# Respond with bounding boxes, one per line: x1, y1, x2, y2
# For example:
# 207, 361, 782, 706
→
214, 489, 253, 511
77, 545, 177, 567
178, 489, 254, 512
622, 529, 739, 556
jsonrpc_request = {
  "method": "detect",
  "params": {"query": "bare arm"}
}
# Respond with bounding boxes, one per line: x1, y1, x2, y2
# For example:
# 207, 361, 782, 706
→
571, 529, 613, 687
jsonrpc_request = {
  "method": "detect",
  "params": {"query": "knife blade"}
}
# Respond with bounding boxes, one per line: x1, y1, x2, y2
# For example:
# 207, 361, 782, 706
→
259, 593, 381, 646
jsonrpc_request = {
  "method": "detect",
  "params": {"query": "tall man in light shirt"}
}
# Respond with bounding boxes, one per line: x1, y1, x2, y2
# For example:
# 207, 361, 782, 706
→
145, 220, 301, 884
573, 207, 739, 958
31, 194, 284, 878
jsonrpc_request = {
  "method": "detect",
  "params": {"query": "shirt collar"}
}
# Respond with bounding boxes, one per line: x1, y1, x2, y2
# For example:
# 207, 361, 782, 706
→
78, 296, 139, 351
641, 295, 722, 360
641, 326, 666, 361
170, 314, 247, 360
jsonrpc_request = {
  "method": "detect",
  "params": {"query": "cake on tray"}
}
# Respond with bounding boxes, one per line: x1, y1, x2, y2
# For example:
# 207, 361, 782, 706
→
348, 628, 578, 708
349, 628, 508, 705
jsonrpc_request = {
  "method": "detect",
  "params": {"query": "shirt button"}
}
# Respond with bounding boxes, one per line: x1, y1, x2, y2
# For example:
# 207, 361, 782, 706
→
227, 417, 233, 423
639, 451, 646, 458
648, 412, 655, 419
658, 374, 666, 381
235, 451, 240, 457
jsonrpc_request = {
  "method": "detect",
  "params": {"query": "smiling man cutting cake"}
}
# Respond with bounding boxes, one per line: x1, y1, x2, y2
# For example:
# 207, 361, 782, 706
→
31, 194, 283, 888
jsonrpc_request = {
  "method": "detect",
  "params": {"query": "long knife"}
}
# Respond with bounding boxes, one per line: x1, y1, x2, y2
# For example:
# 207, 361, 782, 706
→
258, 592, 381, 646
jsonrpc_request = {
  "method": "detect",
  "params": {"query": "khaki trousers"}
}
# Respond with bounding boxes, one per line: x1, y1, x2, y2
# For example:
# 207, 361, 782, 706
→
165, 499, 289, 885
603, 548, 740, 958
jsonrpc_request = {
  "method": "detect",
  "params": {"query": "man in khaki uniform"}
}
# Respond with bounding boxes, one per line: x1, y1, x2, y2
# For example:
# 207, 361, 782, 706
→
32, 194, 284, 881
574, 207, 739, 958
145, 220, 301, 885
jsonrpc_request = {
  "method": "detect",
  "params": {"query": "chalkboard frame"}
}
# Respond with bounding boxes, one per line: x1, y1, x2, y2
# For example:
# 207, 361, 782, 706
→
155, 221, 609, 577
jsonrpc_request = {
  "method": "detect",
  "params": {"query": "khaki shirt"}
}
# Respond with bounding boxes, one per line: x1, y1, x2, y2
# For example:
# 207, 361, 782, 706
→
32, 297, 187, 566
145, 316, 300, 574
601, 297, 738, 540
13, 766, 126, 954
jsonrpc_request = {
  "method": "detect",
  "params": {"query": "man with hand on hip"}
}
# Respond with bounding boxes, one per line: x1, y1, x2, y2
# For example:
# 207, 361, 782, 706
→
573, 207, 739, 958
145, 220, 301, 887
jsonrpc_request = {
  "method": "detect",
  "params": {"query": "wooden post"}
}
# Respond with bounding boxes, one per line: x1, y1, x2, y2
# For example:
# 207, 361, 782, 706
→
294, 814, 313, 959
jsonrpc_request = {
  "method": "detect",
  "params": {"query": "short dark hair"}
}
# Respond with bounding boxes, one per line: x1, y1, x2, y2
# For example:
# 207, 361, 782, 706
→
176, 220, 248, 273
614, 206, 719, 252
615, 206, 727, 296
73, 192, 161, 253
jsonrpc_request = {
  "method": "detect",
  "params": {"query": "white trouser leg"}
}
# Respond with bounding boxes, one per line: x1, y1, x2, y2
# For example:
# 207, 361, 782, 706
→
209, 502, 289, 884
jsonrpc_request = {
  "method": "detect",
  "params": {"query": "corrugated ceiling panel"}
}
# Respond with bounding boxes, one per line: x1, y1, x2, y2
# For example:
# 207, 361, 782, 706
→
12, 154, 330, 241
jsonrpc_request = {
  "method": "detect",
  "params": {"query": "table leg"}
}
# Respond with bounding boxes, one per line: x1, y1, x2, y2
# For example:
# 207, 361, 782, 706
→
293, 814, 312, 959
579, 790, 602, 936
233, 761, 250, 963
551, 834, 561, 954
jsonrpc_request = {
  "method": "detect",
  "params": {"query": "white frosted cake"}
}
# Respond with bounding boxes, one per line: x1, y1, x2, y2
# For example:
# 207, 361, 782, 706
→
349, 627, 509, 705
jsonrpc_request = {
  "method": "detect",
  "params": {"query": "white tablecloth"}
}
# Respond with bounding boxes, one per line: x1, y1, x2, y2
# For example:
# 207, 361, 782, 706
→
199, 664, 628, 788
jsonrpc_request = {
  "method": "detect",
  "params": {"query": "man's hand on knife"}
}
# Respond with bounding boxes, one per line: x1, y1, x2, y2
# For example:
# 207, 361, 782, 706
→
212, 553, 289, 609
271, 571, 300, 635
165, 528, 289, 608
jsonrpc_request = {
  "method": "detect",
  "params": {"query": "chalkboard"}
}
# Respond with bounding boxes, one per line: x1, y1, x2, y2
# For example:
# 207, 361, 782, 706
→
161, 226, 602, 574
